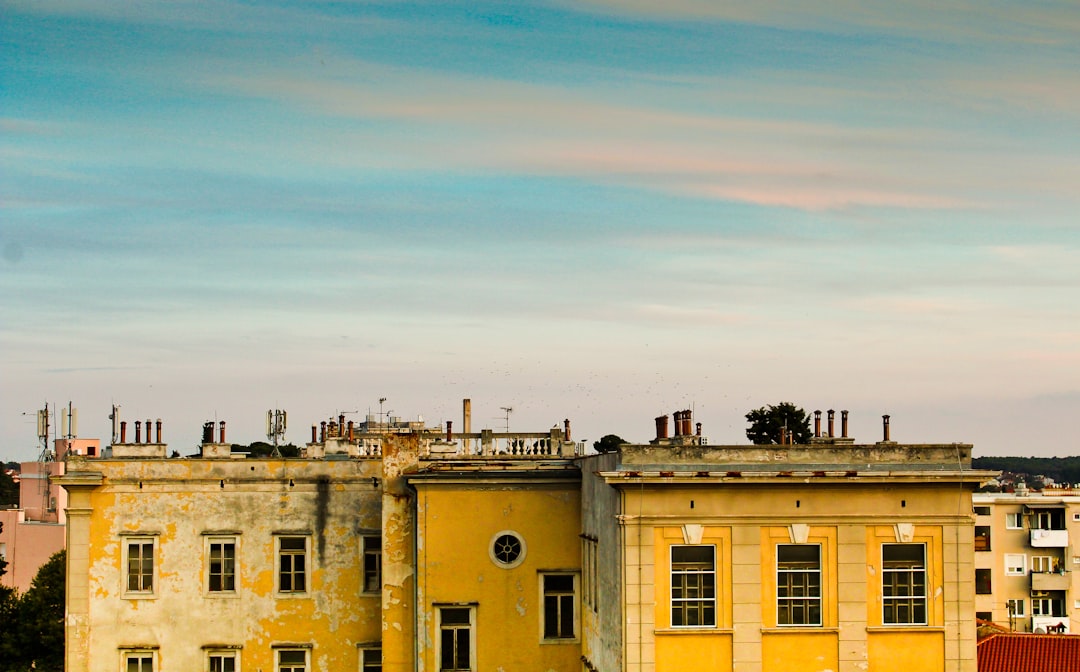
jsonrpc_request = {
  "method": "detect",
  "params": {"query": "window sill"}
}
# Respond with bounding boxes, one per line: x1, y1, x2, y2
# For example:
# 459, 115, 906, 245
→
205, 591, 240, 599
654, 627, 733, 635
540, 637, 580, 645
866, 625, 944, 632
760, 627, 837, 634
275, 591, 311, 599
122, 593, 158, 600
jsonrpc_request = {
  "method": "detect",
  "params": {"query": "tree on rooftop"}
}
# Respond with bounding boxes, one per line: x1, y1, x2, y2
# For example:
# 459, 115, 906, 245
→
745, 402, 812, 445
593, 434, 628, 454
0, 469, 17, 507
12, 550, 66, 672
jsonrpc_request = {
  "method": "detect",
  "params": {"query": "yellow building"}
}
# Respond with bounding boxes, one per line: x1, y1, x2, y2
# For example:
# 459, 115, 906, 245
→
580, 412, 992, 672
972, 488, 1080, 633
61, 404, 989, 672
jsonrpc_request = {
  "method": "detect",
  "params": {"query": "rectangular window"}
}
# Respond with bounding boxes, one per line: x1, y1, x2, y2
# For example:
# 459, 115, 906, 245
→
1031, 556, 1053, 573
974, 526, 991, 551
542, 574, 577, 639
976, 611, 992, 621
975, 568, 992, 595
1005, 554, 1026, 576
277, 649, 307, 672
1032, 597, 1052, 616
278, 537, 308, 593
208, 652, 237, 672
777, 544, 821, 626
582, 537, 598, 612
438, 607, 473, 671
973, 506, 991, 516
1007, 598, 1025, 617
882, 544, 927, 625
124, 653, 154, 672
125, 539, 155, 594
209, 538, 236, 593
1006, 513, 1023, 529
363, 536, 381, 594
670, 545, 716, 627
360, 648, 381, 672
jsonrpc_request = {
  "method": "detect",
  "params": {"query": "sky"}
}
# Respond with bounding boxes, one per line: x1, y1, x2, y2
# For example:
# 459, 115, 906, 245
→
2, 0, 1079, 462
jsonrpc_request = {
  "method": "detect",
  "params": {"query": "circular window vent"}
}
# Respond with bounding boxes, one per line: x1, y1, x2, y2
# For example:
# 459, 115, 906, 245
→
490, 531, 526, 568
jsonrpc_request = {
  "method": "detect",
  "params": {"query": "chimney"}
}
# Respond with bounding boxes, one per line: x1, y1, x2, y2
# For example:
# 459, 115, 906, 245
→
882, 415, 891, 442
564, 419, 571, 441
446, 420, 453, 442
120, 421, 127, 443
841, 410, 849, 438
673, 411, 683, 437
339, 414, 345, 432
814, 410, 822, 438
655, 415, 669, 440
202, 421, 214, 444
348, 420, 354, 442
146, 419, 152, 443
463, 399, 472, 434
156, 419, 162, 444
827, 410, 835, 438
134, 421, 142, 444
311, 425, 317, 443
780, 426, 788, 445
695, 422, 702, 437
219, 421, 226, 444
320, 421, 326, 442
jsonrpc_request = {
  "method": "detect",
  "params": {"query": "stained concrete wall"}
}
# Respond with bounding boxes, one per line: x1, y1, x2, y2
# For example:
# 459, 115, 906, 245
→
580, 451, 623, 672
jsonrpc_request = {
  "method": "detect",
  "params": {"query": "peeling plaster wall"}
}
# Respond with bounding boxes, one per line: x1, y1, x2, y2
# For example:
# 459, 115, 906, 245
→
70, 457, 382, 671
579, 452, 623, 672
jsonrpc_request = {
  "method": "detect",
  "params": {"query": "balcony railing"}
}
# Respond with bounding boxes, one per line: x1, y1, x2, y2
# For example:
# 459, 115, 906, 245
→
1031, 571, 1071, 591
1030, 529, 1069, 548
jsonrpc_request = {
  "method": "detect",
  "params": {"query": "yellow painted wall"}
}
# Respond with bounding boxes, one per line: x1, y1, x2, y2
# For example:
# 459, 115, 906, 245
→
759, 526, 837, 629
761, 632, 838, 672
865, 525, 944, 627
656, 633, 733, 672
415, 479, 581, 672
868, 631, 945, 672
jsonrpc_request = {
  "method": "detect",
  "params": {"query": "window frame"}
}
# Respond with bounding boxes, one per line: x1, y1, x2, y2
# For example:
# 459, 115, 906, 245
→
776, 543, 822, 627
670, 544, 717, 628
207, 536, 238, 595
1007, 598, 1025, 617
276, 648, 308, 672
540, 572, 578, 641
881, 543, 927, 626
276, 535, 310, 595
974, 526, 991, 552
206, 650, 239, 672
362, 536, 381, 595
489, 530, 526, 569
1005, 513, 1023, 530
122, 536, 157, 598
1004, 553, 1026, 576
121, 650, 156, 672
359, 647, 381, 672
1031, 555, 1054, 573
975, 568, 992, 595
437, 605, 475, 672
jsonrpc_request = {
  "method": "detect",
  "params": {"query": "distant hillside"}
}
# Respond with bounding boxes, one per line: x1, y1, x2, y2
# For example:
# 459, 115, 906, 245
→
972, 456, 1080, 487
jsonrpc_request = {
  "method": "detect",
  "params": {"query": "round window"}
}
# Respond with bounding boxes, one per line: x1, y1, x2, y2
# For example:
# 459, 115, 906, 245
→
490, 531, 526, 568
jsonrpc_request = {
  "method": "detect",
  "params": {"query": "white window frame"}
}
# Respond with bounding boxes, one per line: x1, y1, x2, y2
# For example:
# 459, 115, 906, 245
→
1032, 597, 1054, 616
776, 544, 822, 627
359, 647, 381, 672
1030, 555, 1053, 573
670, 544, 717, 628
437, 605, 476, 672
276, 535, 310, 594
121, 649, 156, 672
540, 572, 578, 641
1007, 598, 1025, 617
122, 536, 157, 598
1005, 553, 1026, 576
362, 536, 381, 594
206, 649, 239, 672
881, 543, 927, 626
206, 536, 238, 595
276, 648, 308, 672
1005, 513, 1023, 530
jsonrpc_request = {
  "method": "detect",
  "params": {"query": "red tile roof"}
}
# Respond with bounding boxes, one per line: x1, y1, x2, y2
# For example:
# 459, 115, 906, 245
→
978, 633, 1080, 672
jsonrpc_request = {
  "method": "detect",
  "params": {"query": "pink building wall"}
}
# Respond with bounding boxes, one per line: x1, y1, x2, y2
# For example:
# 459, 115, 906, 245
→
0, 509, 65, 593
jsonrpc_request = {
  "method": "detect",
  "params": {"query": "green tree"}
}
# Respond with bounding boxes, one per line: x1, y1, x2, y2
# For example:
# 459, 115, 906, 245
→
13, 550, 66, 672
593, 434, 628, 454
0, 469, 17, 507
745, 402, 812, 445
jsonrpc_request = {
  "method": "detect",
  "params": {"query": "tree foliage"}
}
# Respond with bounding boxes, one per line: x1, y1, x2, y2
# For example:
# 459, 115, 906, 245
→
0, 469, 18, 507
233, 441, 301, 458
745, 402, 812, 445
972, 456, 1080, 488
0, 550, 66, 672
593, 434, 628, 454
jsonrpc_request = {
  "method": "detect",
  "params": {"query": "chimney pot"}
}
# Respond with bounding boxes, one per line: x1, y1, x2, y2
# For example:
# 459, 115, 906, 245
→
882, 414, 891, 442
120, 421, 127, 444
827, 410, 835, 438
655, 415, 669, 440
841, 410, 849, 438
446, 420, 453, 442
348, 420, 354, 442
564, 418, 571, 441
156, 419, 163, 444
311, 425, 317, 443
695, 422, 702, 437
814, 410, 822, 438
219, 420, 226, 444
134, 421, 142, 444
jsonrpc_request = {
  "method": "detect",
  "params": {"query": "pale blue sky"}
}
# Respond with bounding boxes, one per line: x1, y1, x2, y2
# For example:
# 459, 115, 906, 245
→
3, 0, 1078, 460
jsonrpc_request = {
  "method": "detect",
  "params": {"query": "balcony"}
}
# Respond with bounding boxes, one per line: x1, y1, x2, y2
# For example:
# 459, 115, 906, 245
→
1031, 571, 1071, 591
1031, 616, 1071, 634
1030, 529, 1069, 548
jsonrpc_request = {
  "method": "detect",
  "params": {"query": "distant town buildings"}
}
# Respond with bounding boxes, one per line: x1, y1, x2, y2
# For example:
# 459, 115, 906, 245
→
57, 401, 996, 672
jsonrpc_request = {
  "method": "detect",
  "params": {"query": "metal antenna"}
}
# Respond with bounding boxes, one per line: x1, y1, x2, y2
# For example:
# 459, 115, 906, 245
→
266, 409, 287, 457
500, 407, 513, 432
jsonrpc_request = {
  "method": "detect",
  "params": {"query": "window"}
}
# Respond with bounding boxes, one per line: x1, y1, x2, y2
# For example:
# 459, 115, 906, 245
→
542, 574, 576, 639
124, 652, 154, 672
976, 611, 992, 621
975, 569, 992, 595
882, 544, 926, 625
1006, 513, 1023, 529
363, 536, 381, 593
1031, 597, 1064, 617
974, 526, 991, 551
278, 536, 308, 593
777, 544, 821, 626
209, 538, 236, 593
490, 531, 525, 568
438, 607, 474, 671
208, 652, 237, 672
973, 506, 991, 516
360, 648, 381, 672
1007, 598, 1025, 617
582, 537, 598, 612
1005, 554, 1026, 576
1073, 513, 1080, 522
125, 538, 155, 594
670, 545, 716, 627
277, 649, 307, 672
1031, 556, 1053, 573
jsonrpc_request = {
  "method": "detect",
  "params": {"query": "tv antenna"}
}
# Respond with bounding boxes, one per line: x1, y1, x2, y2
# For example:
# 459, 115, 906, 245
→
500, 407, 513, 432
266, 409, 287, 457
